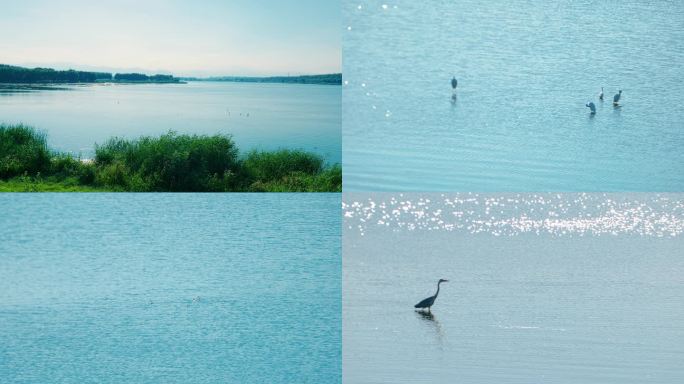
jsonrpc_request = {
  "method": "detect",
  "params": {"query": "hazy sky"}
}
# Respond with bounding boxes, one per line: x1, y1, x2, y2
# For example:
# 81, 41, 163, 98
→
0, 0, 340, 76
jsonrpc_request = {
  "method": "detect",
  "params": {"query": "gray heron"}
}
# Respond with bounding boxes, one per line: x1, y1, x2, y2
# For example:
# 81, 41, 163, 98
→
414, 279, 448, 312
613, 90, 622, 106
586, 101, 596, 114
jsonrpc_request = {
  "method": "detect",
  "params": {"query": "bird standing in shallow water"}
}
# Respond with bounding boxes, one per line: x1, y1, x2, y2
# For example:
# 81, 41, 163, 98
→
415, 279, 448, 312
599, 87, 604, 101
451, 77, 458, 90
586, 101, 596, 114
613, 90, 622, 106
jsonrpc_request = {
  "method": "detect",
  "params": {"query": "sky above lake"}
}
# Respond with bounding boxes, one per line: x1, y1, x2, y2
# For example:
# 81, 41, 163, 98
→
0, 0, 340, 76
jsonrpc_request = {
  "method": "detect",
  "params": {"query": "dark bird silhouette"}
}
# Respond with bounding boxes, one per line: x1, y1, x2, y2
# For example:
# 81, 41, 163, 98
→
613, 90, 622, 106
586, 101, 596, 114
599, 87, 604, 101
414, 279, 448, 312
451, 77, 458, 90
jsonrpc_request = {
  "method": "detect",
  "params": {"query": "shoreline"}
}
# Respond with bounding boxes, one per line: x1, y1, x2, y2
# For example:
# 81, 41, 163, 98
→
186, 79, 341, 86
180, 73, 342, 86
0, 81, 187, 86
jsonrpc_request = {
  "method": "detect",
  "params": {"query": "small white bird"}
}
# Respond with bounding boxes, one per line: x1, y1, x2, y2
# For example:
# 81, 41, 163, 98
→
598, 87, 604, 101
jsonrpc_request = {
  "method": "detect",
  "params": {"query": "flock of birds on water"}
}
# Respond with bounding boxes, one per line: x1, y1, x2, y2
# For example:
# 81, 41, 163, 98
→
450, 76, 624, 115
585, 87, 623, 115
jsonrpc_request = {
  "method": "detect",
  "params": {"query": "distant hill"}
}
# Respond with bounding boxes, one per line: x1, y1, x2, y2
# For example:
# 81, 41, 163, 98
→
181, 73, 342, 85
0, 64, 180, 84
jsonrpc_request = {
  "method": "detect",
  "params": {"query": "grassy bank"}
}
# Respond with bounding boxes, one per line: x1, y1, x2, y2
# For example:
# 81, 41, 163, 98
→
0, 124, 341, 192
0, 177, 109, 192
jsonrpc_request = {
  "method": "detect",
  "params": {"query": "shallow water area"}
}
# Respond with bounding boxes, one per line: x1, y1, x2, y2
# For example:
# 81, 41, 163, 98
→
343, 1, 684, 190
343, 193, 684, 383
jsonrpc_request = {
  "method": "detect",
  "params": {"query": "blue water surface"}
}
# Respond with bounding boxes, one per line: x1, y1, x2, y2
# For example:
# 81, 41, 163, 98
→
343, 1, 684, 191
0, 193, 341, 384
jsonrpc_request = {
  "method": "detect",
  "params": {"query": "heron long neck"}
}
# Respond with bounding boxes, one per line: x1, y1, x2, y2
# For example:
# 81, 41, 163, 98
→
435, 281, 442, 298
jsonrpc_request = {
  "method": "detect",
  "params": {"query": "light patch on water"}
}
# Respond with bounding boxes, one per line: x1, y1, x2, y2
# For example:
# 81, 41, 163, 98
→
343, 193, 684, 237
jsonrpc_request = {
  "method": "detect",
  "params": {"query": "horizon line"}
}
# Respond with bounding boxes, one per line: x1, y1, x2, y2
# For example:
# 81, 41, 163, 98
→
2, 62, 341, 79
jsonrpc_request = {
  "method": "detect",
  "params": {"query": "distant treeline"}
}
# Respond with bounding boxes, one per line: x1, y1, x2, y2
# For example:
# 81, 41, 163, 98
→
182, 73, 342, 85
0, 64, 112, 83
0, 124, 341, 192
0, 64, 180, 84
113, 73, 179, 83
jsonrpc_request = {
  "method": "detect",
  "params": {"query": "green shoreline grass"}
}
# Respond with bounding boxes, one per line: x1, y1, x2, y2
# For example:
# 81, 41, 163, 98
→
0, 124, 341, 192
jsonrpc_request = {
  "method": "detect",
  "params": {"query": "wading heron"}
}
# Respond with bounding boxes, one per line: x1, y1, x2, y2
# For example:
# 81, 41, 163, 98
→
414, 279, 448, 312
613, 90, 622, 106
586, 101, 596, 114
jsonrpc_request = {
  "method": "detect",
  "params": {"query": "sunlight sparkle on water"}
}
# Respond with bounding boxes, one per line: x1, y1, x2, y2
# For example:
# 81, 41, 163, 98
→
343, 194, 684, 237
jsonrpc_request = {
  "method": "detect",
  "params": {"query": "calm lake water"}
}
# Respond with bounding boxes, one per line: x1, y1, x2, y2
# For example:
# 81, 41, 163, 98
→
0, 193, 341, 383
343, 193, 684, 383
0, 81, 341, 164
343, 1, 684, 191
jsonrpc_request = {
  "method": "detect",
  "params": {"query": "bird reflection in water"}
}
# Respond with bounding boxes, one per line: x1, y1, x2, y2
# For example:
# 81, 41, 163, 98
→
415, 310, 446, 348
417, 310, 435, 321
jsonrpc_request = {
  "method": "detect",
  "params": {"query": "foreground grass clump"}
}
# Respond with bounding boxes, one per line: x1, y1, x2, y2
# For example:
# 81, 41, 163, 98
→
244, 149, 324, 180
94, 132, 241, 191
0, 125, 341, 192
0, 124, 51, 178
247, 163, 342, 192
